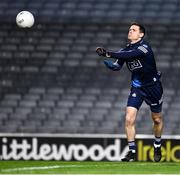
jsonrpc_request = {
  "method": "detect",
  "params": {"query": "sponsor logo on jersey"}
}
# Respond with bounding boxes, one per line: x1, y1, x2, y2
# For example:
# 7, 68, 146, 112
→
127, 59, 142, 71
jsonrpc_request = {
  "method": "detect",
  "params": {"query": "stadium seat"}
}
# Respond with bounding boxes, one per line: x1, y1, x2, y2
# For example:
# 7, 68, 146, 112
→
0, 0, 179, 135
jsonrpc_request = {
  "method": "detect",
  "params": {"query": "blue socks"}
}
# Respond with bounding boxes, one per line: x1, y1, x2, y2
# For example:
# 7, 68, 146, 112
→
154, 136, 161, 147
128, 141, 136, 153
128, 137, 161, 153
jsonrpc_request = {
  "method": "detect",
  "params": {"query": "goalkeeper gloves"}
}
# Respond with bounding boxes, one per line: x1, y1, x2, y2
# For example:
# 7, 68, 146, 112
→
96, 47, 121, 71
103, 60, 122, 71
96, 47, 106, 56
96, 47, 111, 57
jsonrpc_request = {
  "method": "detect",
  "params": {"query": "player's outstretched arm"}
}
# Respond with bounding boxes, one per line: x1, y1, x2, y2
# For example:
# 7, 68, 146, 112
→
108, 46, 147, 60
96, 47, 146, 61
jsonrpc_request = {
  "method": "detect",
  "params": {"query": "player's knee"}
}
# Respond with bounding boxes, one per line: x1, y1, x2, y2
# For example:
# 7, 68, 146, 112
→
153, 117, 162, 125
125, 115, 135, 127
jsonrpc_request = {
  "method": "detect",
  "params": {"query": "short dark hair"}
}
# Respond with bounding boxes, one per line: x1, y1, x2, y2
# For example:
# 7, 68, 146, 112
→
131, 22, 146, 37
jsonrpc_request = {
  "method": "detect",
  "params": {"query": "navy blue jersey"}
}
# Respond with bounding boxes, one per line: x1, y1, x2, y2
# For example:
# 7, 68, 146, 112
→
109, 39, 160, 87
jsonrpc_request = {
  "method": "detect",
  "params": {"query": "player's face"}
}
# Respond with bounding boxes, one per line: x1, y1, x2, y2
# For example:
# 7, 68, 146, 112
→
128, 25, 144, 43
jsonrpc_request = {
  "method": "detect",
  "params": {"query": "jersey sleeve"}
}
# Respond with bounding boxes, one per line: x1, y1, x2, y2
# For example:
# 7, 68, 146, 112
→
108, 45, 148, 61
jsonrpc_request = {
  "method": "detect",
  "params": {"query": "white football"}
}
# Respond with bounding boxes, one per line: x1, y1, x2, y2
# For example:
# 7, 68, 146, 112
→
16, 11, 34, 28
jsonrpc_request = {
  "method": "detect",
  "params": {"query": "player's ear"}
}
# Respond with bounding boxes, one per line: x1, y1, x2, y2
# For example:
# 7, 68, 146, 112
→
139, 32, 144, 38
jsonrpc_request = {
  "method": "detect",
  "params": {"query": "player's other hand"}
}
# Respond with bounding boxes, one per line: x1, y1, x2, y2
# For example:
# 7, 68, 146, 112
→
103, 60, 122, 71
96, 47, 106, 57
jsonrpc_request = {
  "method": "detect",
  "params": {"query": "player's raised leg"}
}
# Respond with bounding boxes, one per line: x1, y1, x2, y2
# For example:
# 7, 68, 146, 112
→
151, 112, 163, 162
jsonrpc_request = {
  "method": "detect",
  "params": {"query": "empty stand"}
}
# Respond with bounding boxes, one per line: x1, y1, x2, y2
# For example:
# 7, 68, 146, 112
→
0, 0, 179, 134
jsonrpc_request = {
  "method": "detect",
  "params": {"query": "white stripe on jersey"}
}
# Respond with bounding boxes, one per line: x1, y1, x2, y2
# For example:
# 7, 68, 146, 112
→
138, 46, 148, 53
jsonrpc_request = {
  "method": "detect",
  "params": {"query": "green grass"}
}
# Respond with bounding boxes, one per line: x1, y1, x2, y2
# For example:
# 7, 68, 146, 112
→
0, 161, 179, 174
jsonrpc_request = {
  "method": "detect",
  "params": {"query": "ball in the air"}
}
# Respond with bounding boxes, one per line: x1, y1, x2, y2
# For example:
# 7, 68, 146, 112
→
16, 11, 34, 28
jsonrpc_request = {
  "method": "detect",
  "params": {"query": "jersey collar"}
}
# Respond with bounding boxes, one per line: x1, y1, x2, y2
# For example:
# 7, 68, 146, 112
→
128, 39, 143, 47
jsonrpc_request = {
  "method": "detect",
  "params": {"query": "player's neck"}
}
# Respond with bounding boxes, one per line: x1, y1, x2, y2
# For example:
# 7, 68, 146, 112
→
130, 38, 142, 44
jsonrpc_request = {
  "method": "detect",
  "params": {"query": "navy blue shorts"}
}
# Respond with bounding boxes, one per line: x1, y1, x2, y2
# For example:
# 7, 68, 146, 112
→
127, 81, 163, 113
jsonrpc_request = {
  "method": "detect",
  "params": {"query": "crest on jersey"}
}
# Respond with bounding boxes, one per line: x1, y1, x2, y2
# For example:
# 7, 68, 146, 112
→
127, 59, 142, 71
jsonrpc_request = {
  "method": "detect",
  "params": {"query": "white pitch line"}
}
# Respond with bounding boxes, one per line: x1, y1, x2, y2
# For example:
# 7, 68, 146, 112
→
1, 164, 179, 175
1, 165, 86, 172
2, 164, 114, 173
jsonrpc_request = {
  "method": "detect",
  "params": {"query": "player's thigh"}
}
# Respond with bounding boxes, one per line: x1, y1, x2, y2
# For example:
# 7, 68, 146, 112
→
127, 87, 144, 111
126, 87, 142, 124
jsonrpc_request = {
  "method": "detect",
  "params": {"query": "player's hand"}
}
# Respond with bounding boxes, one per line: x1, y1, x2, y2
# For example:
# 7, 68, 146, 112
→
96, 47, 106, 57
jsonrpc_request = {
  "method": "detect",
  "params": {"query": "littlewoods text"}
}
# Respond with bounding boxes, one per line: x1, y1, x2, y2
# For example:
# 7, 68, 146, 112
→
1, 138, 128, 161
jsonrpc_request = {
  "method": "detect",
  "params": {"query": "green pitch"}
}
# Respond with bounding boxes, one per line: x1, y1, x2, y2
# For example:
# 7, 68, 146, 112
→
0, 161, 179, 174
